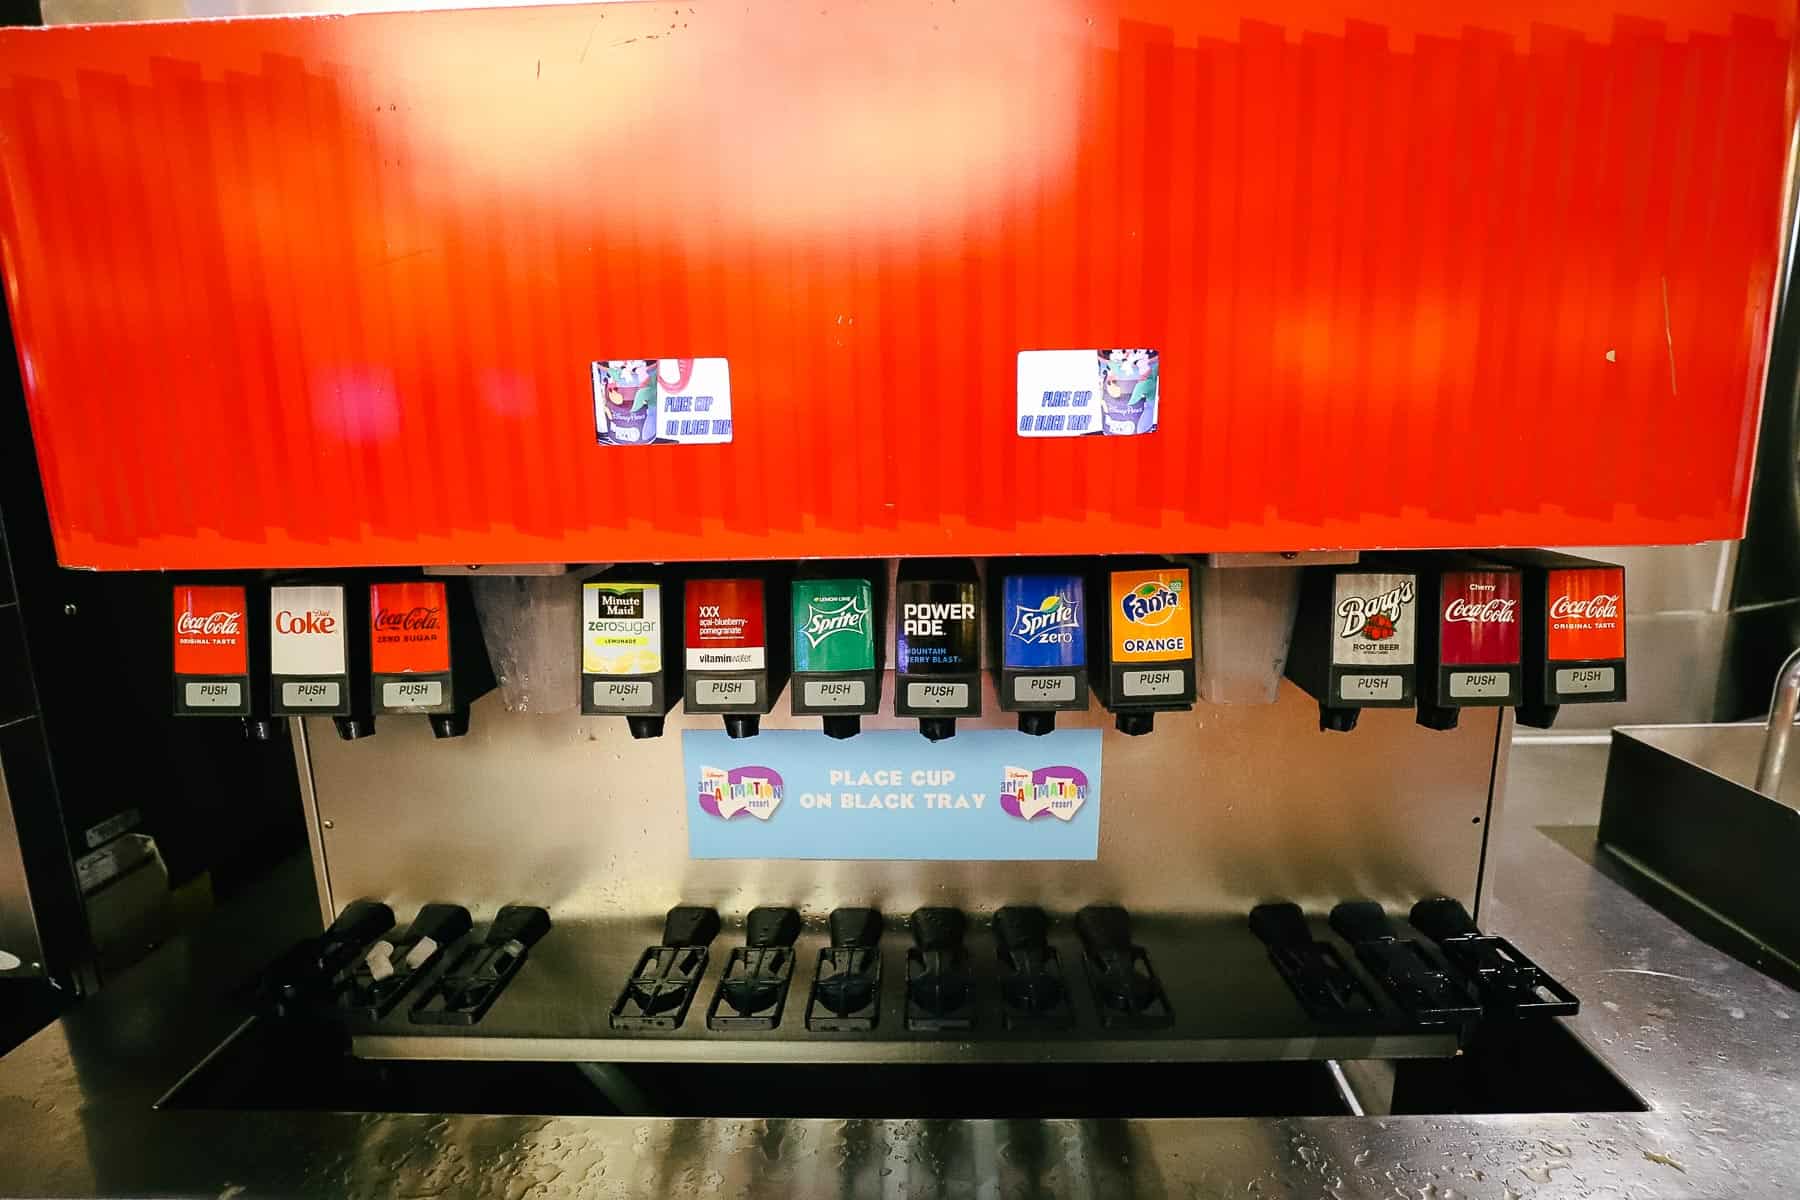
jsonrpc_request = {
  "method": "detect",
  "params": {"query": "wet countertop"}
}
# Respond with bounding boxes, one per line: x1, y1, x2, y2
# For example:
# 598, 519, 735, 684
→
0, 739, 1796, 1197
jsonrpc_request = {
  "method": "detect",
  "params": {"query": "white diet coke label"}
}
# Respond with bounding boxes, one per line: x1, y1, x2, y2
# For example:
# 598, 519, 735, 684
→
270, 585, 347, 676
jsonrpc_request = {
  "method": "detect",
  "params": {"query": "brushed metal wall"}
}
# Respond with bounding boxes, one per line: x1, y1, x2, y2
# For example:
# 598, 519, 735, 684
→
296, 680, 1504, 928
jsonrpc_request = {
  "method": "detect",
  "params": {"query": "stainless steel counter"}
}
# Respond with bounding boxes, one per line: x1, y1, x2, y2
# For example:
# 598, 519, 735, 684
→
1, 739, 1795, 1198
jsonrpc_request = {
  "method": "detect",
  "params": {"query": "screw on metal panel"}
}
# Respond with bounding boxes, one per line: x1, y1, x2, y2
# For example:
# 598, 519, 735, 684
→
322, 820, 335, 830
62, 603, 76, 616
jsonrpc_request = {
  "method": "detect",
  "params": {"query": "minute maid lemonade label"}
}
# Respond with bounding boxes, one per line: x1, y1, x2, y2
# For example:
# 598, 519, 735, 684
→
583, 582, 663, 675
1110, 568, 1191, 662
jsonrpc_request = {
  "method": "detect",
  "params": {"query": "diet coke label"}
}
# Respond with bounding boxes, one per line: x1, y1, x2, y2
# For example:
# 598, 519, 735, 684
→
270, 585, 347, 677
1331, 573, 1417, 667
173, 584, 248, 677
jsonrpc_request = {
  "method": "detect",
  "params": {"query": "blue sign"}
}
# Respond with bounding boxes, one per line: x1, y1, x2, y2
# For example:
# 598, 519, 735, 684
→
1000, 574, 1086, 669
684, 729, 1102, 860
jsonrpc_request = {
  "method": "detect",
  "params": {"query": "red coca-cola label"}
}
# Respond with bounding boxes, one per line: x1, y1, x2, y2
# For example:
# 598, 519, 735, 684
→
370, 582, 450, 674
173, 584, 248, 676
1546, 567, 1626, 661
1438, 569, 1521, 666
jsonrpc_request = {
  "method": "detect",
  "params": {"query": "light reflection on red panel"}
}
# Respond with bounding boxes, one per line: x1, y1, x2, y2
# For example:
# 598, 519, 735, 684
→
0, 2, 1790, 570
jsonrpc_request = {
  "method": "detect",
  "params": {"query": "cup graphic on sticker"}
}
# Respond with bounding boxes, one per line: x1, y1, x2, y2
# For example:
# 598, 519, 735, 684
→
594, 358, 695, 445
1098, 349, 1158, 436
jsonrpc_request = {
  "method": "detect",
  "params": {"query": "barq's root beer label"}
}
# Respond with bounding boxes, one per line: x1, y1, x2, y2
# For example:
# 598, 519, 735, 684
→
583, 582, 663, 676
174, 584, 249, 714
271, 583, 348, 713
1331, 573, 1416, 666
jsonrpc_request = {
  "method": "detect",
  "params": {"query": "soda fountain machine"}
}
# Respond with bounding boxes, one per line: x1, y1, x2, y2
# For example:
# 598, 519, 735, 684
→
0, 0, 1787, 1177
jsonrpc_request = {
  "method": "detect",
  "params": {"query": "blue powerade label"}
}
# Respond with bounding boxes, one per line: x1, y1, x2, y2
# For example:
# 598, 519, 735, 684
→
1001, 574, 1085, 669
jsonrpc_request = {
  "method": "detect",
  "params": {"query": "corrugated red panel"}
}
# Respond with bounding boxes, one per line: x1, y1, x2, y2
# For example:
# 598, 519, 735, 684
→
0, 2, 1790, 569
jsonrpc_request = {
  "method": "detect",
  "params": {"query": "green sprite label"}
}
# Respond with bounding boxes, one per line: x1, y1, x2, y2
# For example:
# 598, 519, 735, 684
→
792, 579, 875, 673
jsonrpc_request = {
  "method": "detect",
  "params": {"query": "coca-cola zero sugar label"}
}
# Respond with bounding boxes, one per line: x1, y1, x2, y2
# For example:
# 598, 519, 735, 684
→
271, 584, 348, 713
173, 583, 250, 714
370, 581, 451, 712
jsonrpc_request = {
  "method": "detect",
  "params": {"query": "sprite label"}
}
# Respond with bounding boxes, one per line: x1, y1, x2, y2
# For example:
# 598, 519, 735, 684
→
792, 579, 876, 673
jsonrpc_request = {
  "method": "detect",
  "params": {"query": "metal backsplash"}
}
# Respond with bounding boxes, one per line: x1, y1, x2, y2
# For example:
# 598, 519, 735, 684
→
294, 682, 1506, 929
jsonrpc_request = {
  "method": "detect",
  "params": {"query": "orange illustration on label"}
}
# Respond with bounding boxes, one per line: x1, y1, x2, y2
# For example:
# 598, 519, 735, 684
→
1110, 569, 1191, 662
1545, 568, 1625, 662
370, 581, 451, 674
173, 584, 248, 676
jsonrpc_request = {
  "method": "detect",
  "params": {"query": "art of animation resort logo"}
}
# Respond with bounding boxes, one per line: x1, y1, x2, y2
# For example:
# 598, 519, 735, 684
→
1000, 765, 1090, 822
1008, 593, 1081, 646
697, 765, 783, 821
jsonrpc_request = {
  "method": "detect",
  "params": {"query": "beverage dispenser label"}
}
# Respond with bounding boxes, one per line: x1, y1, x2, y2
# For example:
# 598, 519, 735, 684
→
583, 582, 664, 676
1438, 570, 1521, 666
1017, 348, 1160, 437
174, 584, 249, 714
897, 581, 980, 673
683, 729, 1103, 860
1002, 575, 1085, 669
685, 579, 766, 670
1545, 567, 1625, 662
174, 585, 248, 677
593, 357, 733, 446
370, 582, 450, 675
792, 580, 876, 674
1331, 572, 1417, 667
270, 584, 347, 711
1109, 569, 1190, 662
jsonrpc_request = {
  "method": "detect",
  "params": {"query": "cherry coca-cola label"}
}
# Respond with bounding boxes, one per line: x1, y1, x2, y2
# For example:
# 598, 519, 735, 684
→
369, 581, 450, 674
1546, 567, 1625, 661
173, 584, 248, 676
271, 584, 346, 676
1439, 569, 1521, 666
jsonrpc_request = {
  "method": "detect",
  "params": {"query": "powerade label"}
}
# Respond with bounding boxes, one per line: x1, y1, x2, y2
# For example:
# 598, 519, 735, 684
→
1331, 572, 1417, 667
897, 580, 979, 674
792, 580, 876, 673
583, 582, 662, 675
1109, 569, 1190, 662
1001, 574, 1085, 669
1439, 569, 1521, 666
370, 582, 450, 674
685, 579, 766, 671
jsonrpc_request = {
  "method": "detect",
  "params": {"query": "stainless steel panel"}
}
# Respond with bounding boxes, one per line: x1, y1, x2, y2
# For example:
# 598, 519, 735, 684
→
0, 725, 44, 976
1531, 609, 1729, 730
1562, 541, 1734, 614
6, 743, 1799, 1198
298, 680, 1500, 926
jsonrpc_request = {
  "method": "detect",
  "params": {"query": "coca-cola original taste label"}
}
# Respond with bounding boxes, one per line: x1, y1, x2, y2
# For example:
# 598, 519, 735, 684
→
174, 585, 247, 677
370, 582, 450, 675
1546, 568, 1625, 662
